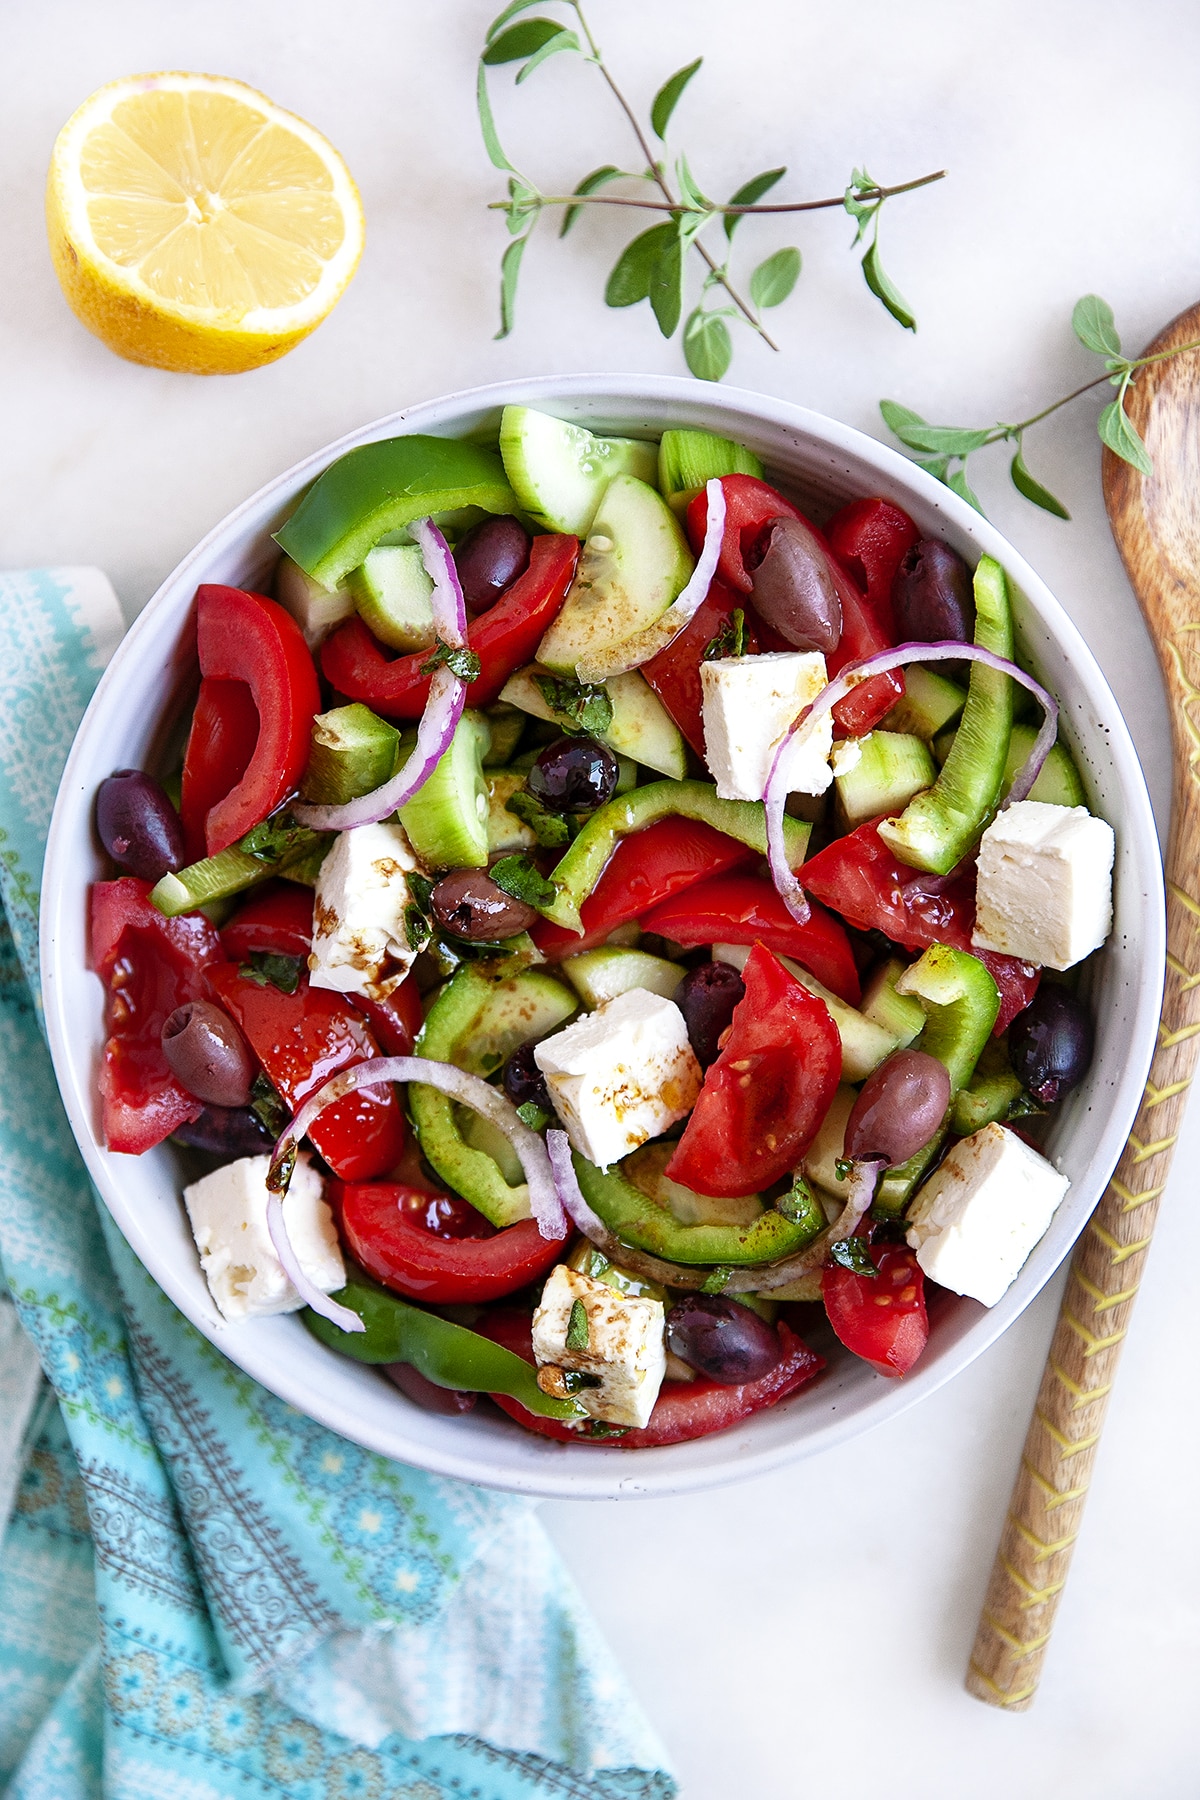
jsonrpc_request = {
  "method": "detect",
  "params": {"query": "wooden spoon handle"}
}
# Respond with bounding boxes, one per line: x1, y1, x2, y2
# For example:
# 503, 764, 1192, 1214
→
968, 310, 1200, 1706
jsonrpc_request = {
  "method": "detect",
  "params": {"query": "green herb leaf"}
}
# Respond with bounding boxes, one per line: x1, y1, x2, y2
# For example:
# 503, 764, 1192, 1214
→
829, 1236, 878, 1277
489, 854, 557, 908
1010, 447, 1070, 519
775, 1175, 826, 1243
702, 607, 745, 659
862, 236, 916, 332
879, 400, 931, 448
650, 56, 702, 139
724, 166, 786, 241
833, 1156, 854, 1183
1098, 391, 1153, 477
532, 672, 614, 735
421, 641, 484, 682
675, 154, 708, 214
878, 408, 992, 456
605, 220, 677, 308
239, 950, 302, 995
560, 164, 626, 238
250, 1073, 290, 1139
504, 177, 540, 236
1072, 293, 1122, 359
486, 0, 552, 43
404, 903, 432, 953
476, 61, 516, 174
583, 1420, 630, 1439
749, 246, 801, 310
683, 306, 732, 381
700, 1266, 733, 1294
565, 1298, 590, 1350
240, 811, 316, 866
408, 871, 436, 915
915, 454, 951, 483
494, 234, 529, 340
947, 462, 986, 514
649, 229, 684, 337
515, 26, 581, 82
505, 788, 571, 847
516, 1100, 551, 1130
482, 16, 564, 63
559, 1367, 602, 1392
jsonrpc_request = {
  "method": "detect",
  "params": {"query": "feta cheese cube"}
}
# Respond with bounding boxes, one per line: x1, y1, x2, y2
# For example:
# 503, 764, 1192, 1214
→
532, 1264, 666, 1428
309, 821, 420, 1001
905, 1122, 1069, 1307
533, 989, 701, 1170
183, 1154, 344, 1322
700, 651, 832, 802
971, 800, 1115, 971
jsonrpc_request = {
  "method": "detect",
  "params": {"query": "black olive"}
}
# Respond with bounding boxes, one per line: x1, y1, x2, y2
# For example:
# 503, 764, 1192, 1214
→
528, 736, 619, 814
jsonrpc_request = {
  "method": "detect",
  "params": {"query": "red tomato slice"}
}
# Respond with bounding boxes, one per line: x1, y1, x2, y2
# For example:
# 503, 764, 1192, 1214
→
220, 882, 314, 960
822, 1245, 929, 1377
479, 1308, 825, 1446
321, 533, 578, 718
531, 816, 758, 960
666, 942, 842, 1197
206, 962, 406, 1180
89, 879, 222, 1153
334, 1181, 568, 1304
179, 677, 259, 863
641, 577, 760, 757
350, 977, 424, 1059
641, 872, 861, 1006
824, 496, 919, 642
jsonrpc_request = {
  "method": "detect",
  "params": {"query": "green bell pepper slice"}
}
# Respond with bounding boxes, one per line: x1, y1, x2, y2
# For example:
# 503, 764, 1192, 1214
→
874, 943, 1001, 1215
575, 1152, 818, 1266
879, 555, 1014, 875
539, 779, 812, 933
950, 1037, 1027, 1135
275, 435, 521, 591
303, 1273, 585, 1420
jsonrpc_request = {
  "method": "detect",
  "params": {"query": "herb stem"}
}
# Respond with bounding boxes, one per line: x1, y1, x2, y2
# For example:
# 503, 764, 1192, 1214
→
999, 337, 1200, 439
488, 166, 946, 219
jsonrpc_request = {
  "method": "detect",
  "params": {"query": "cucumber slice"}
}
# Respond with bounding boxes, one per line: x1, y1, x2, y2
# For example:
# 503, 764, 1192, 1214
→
836, 730, 936, 830
485, 769, 538, 852
801, 1085, 857, 1197
499, 663, 687, 780
880, 665, 967, 740
499, 405, 658, 535
481, 703, 526, 767
562, 946, 684, 1008
459, 1107, 525, 1185
536, 475, 693, 676
714, 943, 898, 1082
657, 429, 763, 502
346, 545, 435, 651
399, 711, 490, 868
301, 704, 400, 807
274, 554, 356, 648
860, 958, 926, 1049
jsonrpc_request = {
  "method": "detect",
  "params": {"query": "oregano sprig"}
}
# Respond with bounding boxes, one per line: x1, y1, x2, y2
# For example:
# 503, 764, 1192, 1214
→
478, 0, 945, 379
880, 295, 1200, 520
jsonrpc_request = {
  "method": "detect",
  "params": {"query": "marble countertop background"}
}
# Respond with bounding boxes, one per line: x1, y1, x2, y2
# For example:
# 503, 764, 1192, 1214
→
6, 2, 1198, 1793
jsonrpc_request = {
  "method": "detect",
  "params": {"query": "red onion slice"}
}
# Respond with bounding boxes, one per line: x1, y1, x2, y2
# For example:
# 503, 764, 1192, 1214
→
292, 519, 469, 832
268, 1055, 565, 1239
764, 641, 1060, 927
575, 478, 726, 683
265, 1190, 365, 1333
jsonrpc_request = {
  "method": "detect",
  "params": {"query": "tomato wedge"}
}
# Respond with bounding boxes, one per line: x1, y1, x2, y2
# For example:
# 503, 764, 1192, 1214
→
822, 1245, 928, 1377
641, 577, 760, 757
333, 1181, 567, 1304
824, 497, 919, 642
220, 882, 314, 961
666, 942, 842, 1197
641, 871, 861, 1006
479, 1308, 824, 1446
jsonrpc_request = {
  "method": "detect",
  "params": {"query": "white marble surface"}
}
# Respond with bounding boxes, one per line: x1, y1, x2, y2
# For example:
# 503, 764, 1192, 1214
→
7, 0, 1199, 1792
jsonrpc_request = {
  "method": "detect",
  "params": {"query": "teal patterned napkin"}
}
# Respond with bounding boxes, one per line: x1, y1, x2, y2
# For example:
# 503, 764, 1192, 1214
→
0, 568, 674, 1800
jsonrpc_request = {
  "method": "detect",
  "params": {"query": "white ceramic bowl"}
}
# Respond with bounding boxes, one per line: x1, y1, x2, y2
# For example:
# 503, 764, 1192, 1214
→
41, 374, 1164, 1499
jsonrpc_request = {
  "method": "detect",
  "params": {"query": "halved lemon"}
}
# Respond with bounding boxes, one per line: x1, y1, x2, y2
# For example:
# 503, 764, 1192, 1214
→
46, 73, 365, 375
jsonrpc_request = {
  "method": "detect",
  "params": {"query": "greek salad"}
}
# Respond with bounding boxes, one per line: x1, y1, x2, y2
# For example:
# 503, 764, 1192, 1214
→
89, 407, 1115, 1447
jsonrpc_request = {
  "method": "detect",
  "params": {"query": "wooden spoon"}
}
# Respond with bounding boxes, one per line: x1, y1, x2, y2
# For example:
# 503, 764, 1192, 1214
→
966, 303, 1200, 1708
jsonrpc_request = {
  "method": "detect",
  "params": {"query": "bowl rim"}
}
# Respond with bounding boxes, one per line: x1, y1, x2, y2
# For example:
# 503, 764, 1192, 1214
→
41, 370, 1166, 1499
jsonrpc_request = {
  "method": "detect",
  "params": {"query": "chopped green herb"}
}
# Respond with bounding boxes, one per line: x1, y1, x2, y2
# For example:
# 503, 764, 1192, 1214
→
241, 809, 318, 866
560, 1367, 602, 1393
829, 1237, 879, 1277
489, 853, 557, 908
565, 1298, 590, 1351
532, 672, 614, 737
834, 1156, 855, 1183
505, 787, 571, 847
404, 903, 432, 953
238, 950, 302, 995
479, 1051, 504, 1073
583, 1420, 629, 1439
700, 1266, 733, 1294
1006, 1091, 1046, 1122
250, 1073, 290, 1139
703, 608, 746, 661
775, 1174, 826, 1242
420, 640, 483, 683
516, 1101, 551, 1131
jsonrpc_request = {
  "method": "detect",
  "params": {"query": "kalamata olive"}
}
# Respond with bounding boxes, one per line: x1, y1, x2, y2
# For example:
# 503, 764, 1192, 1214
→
666, 1295, 783, 1385
172, 1105, 271, 1156
749, 517, 843, 653
891, 539, 975, 644
676, 960, 745, 1066
161, 1000, 256, 1108
528, 736, 619, 814
453, 515, 532, 615
844, 1048, 951, 1166
1009, 985, 1094, 1105
502, 1041, 553, 1113
96, 769, 185, 882
429, 869, 538, 942
382, 1362, 477, 1413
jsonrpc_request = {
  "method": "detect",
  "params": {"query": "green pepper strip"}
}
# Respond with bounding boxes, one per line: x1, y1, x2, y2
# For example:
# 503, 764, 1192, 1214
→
303, 1273, 585, 1421
151, 813, 331, 917
540, 779, 813, 933
878, 555, 1014, 875
575, 1154, 818, 1266
274, 435, 520, 591
874, 943, 1001, 1216
949, 1037, 1025, 1135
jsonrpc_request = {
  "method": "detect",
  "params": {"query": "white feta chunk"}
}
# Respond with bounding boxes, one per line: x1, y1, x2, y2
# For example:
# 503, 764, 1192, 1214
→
309, 821, 420, 1001
700, 651, 832, 802
532, 1264, 666, 1428
533, 988, 701, 1170
183, 1154, 344, 1322
971, 800, 1114, 971
905, 1122, 1069, 1307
